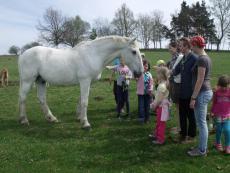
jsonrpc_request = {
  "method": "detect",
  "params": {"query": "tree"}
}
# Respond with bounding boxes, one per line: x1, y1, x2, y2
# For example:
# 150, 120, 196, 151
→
169, 0, 217, 48
92, 18, 114, 37
62, 16, 90, 47
151, 11, 165, 49
37, 7, 66, 46
8, 45, 20, 55
136, 14, 152, 48
191, 1, 217, 49
209, 0, 230, 51
112, 3, 136, 37
170, 1, 192, 37
21, 42, 41, 53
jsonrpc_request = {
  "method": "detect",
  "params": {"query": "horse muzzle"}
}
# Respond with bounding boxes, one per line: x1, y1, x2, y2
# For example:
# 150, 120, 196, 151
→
133, 71, 142, 78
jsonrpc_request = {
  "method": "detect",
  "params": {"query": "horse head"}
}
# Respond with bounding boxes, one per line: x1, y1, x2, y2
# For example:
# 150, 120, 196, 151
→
121, 38, 144, 78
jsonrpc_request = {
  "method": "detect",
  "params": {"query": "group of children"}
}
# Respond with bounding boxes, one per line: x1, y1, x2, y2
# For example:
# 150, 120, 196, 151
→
106, 53, 230, 154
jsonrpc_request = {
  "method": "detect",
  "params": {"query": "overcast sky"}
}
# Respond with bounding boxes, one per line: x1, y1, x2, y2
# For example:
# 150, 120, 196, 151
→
0, 0, 205, 54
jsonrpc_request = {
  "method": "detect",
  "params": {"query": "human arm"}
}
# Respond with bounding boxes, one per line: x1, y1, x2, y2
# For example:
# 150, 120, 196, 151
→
109, 71, 115, 85
106, 65, 117, 85
106, 65, 117, 70
190, 67, 206, 109
151, 83, 166, 110
210, 89, 217, 116
172, 62, 181, 76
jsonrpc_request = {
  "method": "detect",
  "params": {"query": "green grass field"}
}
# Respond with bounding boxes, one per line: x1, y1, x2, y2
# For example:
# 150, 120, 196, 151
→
0, 51, 229, 173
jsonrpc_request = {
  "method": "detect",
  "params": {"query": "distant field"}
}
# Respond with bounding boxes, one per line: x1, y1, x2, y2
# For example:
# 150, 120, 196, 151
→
0, 51, 229, 173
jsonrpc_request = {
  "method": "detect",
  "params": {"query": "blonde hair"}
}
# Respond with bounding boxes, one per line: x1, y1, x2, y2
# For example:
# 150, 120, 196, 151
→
157, 67, 170, 89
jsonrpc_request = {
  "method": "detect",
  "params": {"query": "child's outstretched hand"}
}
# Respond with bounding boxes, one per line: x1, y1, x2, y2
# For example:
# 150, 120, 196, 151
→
106, 65, 114, 70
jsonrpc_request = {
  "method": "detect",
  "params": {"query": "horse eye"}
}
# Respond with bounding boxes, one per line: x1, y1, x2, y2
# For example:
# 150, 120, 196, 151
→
132, 50, 136, 55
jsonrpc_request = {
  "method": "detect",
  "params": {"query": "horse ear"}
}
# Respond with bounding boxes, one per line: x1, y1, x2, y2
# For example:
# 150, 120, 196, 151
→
128, 38, 136, 45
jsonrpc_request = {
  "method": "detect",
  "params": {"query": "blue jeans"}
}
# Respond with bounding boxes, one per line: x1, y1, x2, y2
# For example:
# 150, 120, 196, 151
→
215, 119, 230, 147
138, 94, 151, 122
194, 90, 213, 152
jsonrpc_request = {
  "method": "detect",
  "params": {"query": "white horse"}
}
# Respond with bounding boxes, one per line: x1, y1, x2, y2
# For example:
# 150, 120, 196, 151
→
18, 36, 143, 129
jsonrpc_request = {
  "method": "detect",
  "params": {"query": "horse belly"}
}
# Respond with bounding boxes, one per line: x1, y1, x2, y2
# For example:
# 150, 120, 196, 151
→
39, 65, 79, 85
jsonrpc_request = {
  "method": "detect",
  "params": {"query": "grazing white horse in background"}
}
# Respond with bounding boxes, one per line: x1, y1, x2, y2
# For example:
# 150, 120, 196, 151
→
18, 36, 143, 129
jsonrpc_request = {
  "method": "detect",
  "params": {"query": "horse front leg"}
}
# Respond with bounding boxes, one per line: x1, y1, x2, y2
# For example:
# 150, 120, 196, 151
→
79, 79, 91, 129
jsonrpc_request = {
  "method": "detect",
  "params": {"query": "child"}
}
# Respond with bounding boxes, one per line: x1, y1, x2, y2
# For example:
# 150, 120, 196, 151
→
150, 67, 170, 144
156, 59, 166, 67
211, 75, 230, 154
136, 59, 153, 123
106, 57, 132, 118
108, 57, 120, 106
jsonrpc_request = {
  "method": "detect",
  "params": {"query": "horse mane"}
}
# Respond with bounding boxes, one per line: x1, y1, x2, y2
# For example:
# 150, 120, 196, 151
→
73, 36, 136, 50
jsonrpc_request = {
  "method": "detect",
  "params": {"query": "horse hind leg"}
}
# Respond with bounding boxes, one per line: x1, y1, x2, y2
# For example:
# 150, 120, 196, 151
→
19, 81, 33, 125
37, 80, 58, 123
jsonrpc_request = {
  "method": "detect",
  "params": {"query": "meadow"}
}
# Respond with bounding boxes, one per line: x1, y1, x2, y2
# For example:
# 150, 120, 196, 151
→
0, 51, 229, 173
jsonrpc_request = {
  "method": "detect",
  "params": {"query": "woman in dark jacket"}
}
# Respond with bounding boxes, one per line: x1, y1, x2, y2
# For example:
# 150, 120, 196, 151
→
173, 37, 197, 143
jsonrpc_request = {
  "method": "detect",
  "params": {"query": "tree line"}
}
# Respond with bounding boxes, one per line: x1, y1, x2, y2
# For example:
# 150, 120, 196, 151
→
9, 0, 230, 55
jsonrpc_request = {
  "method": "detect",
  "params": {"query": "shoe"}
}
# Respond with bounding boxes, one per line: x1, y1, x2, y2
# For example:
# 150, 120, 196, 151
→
214, 143, 224, 152
188, 147, 210, 153
148, 134, 156, 140
152, 139, 164, 145
187, 148, 207, 157
225, 146, 230, 154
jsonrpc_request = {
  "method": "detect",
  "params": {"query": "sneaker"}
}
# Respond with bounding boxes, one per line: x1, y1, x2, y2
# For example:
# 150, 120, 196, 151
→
214, 143, 224, 152
152, 139, 164, 145
187, 148, 207, 157
188, 147, 210, 153
225, 146, 230, 154
148, 134, 156, 140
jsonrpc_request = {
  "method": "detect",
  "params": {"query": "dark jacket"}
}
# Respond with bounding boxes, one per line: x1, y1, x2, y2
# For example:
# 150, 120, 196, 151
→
173, 52, 197, 99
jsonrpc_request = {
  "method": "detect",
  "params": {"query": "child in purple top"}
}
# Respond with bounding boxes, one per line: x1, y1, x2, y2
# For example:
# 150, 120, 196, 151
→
211, 75, 230, 154
136, 59, 153, 123
107, 57, 132, 118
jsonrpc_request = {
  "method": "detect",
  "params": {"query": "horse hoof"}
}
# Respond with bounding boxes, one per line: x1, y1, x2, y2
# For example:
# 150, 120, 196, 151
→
19, 118, 29, 125
46, 116, 59, 123
82, 125, 91, 131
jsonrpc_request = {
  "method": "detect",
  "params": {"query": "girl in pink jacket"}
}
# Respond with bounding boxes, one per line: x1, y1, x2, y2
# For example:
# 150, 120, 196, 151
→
211, 75, 230, 154
136, 59, 153, 123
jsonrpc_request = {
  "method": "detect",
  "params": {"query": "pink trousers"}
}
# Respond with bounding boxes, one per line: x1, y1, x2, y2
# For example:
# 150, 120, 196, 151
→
154, 107, 166, 143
